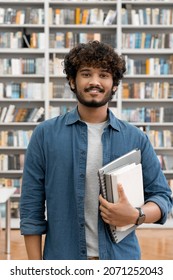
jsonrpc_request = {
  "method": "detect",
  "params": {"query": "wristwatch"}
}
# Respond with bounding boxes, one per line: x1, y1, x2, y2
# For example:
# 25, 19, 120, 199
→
135, 207, 146, 225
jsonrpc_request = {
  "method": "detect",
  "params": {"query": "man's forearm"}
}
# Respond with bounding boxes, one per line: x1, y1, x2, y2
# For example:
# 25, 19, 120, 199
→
24, 235, 42, 260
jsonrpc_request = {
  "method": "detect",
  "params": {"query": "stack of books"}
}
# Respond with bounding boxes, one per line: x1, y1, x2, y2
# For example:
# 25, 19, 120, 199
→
98, 149, 144, 243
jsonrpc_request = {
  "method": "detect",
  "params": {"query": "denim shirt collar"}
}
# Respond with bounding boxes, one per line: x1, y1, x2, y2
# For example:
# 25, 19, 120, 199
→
65, 106, 121, 131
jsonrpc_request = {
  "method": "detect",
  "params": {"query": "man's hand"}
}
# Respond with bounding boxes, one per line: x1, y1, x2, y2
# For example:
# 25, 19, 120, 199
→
99, 184, 138, 227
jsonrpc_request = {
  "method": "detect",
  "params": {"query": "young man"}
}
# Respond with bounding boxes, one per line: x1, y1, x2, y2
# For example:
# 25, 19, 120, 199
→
20, 41, 172, 260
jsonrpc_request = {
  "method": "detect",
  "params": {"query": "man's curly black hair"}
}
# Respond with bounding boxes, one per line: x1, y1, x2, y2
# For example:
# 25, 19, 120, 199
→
63, 40, 126, 93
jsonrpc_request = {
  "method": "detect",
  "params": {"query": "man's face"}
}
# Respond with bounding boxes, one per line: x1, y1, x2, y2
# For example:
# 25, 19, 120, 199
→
71, 67, 117, 108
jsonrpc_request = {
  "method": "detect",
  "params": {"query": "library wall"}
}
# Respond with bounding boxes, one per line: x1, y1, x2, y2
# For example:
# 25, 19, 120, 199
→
0, 0, 173, 229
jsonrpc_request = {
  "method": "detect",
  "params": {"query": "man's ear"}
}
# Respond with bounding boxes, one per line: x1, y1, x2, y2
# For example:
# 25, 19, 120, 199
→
112, 86, 117, 92
70, 80, 75, 89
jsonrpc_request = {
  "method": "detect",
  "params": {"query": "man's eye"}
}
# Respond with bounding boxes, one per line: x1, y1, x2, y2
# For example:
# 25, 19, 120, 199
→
100, 74, 108, 78
82, 73, 90, 77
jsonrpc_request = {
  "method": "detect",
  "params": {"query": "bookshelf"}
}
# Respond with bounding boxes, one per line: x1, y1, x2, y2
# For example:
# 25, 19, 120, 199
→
0, 0, 172, 229
47, 0, 118, 117
120, 0, 173, 228
0, 0, 46, 228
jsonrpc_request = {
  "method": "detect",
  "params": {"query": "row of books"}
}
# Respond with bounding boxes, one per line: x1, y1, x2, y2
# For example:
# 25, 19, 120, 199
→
121, 107, 173, 123
0, 58, 45, 75
145, 128, 173, 148
122, 82, 173, 99
0, 31, 22, 49
49, 81, 75, 99
124, 55, 173, 75
1, 105, 172, 124
122, 32, 173, 49
1, 6, 173, 26
2, 81, 172, 101
0, 154, 25, 171
1, 56, 172, 76
0, 178, 22, 196
49, 32, 116, 49
2, 31, 173, 50
0, 7, 44, 25
49, 105, 75, 118
0, 31, 45, 49
0, 82, 44, 99
49, 7, 116, 25
1, 128, 172, 149
121, 6, 173, 25
0, 106, 45, 123
157, 155, 173, 171
49, 57, 65, 76
1, 81, 172, 100
50, 56, 173, 78
0, 130, 33, 147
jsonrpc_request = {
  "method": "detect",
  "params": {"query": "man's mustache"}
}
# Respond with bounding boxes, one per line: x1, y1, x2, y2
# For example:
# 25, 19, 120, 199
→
84, 86, 104, 93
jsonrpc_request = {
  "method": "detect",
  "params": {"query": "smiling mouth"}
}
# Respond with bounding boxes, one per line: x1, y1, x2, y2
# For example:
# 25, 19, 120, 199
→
85, 87, 104, 93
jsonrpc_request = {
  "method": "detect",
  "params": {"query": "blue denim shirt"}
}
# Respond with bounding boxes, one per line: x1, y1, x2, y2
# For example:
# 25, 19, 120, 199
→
20, 107, 172, 260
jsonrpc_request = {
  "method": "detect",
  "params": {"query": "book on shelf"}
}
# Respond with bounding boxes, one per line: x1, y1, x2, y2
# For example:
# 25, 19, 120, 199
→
0, 130, 32, 147
0, 178, 22, 195
0, 83, 4, 98
0, 107, 44, 123
0, 107, 7, 122
89, 8, 104, 25
162, 155, 173, 171
55, 9, 61, 25
125, 56, 173, 75
121, 5, 173, 25
121, 107, 173, 123
122, 81, 173, 99
22, 34, 31, 48
146, 128, 172, 148
81, 9, 89, 25
103, 9, 117, 26
32, 107, 45, 122
98, 149, 143, 243
3, 104, 15, 123
0, 154, 25, 171
157, 155, 173, 171
75, 8, 81, 24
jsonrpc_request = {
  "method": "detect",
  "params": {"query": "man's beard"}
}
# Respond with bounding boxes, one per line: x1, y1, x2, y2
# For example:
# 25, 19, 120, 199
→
75, 86, 114, 108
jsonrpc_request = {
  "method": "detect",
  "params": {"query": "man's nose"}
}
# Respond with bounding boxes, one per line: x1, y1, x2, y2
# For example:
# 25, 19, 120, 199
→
88, 75, 101, 86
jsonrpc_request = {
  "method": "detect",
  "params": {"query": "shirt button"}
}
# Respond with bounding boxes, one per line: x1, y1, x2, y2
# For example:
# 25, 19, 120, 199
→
80, 174, 85, 178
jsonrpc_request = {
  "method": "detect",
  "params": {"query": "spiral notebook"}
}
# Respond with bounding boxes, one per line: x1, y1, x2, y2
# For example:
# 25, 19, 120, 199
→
98, 149, 142, 243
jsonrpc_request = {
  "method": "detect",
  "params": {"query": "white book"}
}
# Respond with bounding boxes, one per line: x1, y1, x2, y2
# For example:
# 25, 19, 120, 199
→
104, 10, 117, 26
3, 104, 15, 123
106, 163, 144, 232
0, 107, 7, 122
0, 83, 4, 98
32, 107, 44, 122
0, 8, 4, 24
